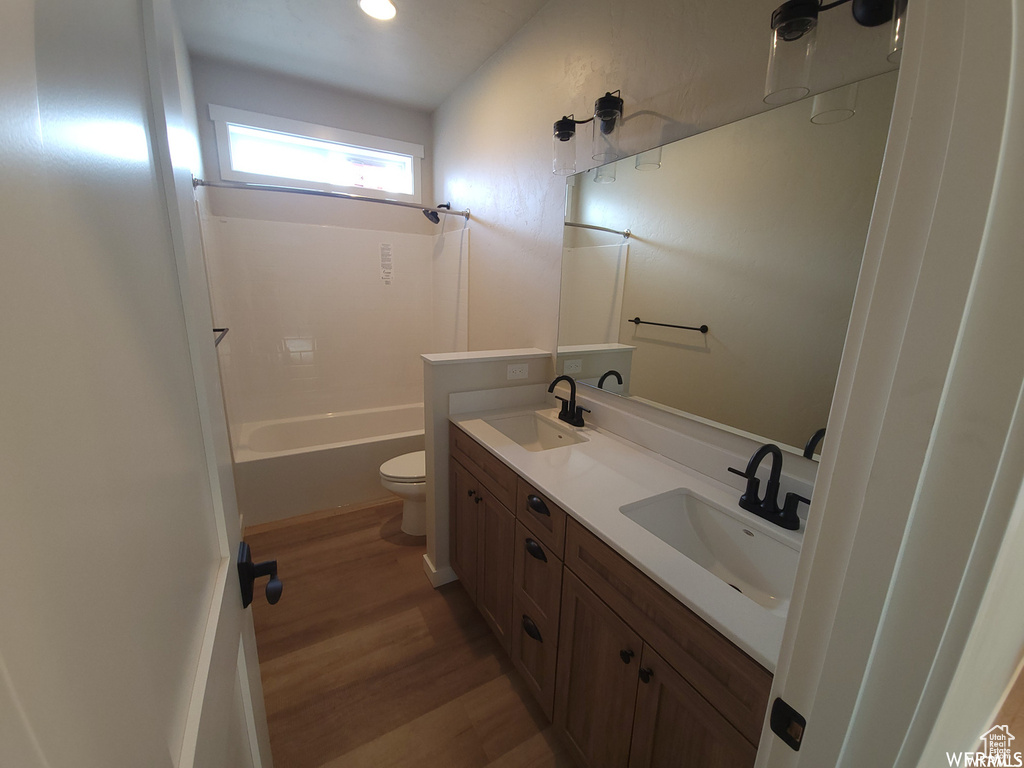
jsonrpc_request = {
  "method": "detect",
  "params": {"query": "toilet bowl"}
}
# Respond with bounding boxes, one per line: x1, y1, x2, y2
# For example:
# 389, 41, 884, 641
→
379, 450, 426, 536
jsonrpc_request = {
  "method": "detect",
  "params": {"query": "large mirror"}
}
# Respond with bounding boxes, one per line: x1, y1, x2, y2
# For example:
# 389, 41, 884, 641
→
557, 71, 898, 456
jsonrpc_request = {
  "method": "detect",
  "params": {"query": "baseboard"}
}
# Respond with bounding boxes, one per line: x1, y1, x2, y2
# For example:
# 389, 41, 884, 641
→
422, 554, 458, 588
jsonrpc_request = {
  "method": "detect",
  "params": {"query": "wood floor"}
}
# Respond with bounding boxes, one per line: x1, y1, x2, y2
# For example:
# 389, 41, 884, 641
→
246, 499, 575, 768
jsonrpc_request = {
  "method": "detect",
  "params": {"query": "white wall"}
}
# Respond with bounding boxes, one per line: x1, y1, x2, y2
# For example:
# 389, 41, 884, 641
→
433, 0, 897, 353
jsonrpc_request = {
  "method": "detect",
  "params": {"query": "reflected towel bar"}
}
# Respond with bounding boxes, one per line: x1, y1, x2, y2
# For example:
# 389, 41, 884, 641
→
565, 221, 631, 238
630, 317, 708, 334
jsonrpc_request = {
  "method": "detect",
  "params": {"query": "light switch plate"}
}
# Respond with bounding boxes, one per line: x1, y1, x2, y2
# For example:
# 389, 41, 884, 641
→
507, 363, 529, 380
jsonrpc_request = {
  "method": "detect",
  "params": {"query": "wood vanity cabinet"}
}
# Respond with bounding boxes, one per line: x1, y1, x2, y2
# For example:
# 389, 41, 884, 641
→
448, 423, 771, 767
449, 424, 517, 653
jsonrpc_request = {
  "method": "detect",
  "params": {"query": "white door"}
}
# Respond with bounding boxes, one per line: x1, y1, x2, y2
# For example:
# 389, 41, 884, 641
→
0, 1, 273, 766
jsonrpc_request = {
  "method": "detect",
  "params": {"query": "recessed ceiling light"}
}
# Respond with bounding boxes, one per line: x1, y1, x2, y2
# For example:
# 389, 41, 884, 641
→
359, 0, 396, 21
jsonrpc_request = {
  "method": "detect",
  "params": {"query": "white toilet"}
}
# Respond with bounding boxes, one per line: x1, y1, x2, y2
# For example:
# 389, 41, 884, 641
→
379, 450, 426, 536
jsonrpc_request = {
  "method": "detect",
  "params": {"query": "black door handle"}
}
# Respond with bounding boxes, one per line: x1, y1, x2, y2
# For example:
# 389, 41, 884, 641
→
524, 538, 547, 562
237, 541, 283, 609
526, 494, 550, 517
522, 615, 543, 643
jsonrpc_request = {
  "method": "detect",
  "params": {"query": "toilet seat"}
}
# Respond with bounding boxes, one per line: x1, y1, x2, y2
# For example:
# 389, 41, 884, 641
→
380, 450, 426, 483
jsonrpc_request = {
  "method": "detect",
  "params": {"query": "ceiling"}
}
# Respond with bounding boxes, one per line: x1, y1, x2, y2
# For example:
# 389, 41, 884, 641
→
173, 0, 551, 111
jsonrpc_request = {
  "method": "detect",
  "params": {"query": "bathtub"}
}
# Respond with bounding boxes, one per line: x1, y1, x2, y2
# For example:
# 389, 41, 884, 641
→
231, 404, 425, 526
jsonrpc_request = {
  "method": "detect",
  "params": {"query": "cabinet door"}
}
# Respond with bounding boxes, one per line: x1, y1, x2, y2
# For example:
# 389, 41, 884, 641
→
629, 646, 756, 768
475, 487, 516, 653
555, 571, 642, 768
449, 458, 478, 601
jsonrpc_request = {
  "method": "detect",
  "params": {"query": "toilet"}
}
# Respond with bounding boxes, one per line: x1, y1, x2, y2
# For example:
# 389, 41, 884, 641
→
379, 450, 426, 536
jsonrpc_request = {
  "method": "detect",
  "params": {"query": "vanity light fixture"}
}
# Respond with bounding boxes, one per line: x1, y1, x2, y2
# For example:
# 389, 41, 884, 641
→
764, 0, 898, 105
358, 0, 396, 21
552, 90, 624, 175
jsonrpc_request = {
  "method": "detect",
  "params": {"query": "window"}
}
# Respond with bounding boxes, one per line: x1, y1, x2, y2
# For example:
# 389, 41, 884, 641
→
209, 105, 423, 203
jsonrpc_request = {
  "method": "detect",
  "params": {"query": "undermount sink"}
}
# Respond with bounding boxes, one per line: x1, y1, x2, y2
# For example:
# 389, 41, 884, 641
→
484, 412, 588, 452
620, 489, 799, 611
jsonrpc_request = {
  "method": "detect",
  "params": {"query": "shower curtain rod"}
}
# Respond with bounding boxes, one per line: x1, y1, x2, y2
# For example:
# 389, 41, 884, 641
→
564, 221, 631, 238
192, 178, 470, 220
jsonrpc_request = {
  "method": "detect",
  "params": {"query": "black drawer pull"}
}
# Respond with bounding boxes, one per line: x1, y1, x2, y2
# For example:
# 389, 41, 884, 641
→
639, 667, 654, 684
524, 538, 547, 562
522, 615, 543, 643
467, 489, 476, 497
526, 494, 550, 517
620, 649, 635, 664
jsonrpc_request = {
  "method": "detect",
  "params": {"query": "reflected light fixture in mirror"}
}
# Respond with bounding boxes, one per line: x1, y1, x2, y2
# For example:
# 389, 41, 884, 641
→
359, 0, 396, 21
594, 162, 617, 184
635, 147, 662, 171
811, 81, 858, 123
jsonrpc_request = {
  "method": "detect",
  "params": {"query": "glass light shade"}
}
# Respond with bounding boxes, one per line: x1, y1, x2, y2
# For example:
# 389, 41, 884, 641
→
553, 134, 576, 176
764, 25, 817, 105
593, 162, 617, 184
592, 118, 620, 163
358, 0, 396, 20
888, 0, 908, 63
811, 82, 858, 124
635, 147, 662, 171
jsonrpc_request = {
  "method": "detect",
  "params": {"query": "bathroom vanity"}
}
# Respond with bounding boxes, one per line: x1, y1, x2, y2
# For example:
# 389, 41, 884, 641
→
447, 403, 803, 768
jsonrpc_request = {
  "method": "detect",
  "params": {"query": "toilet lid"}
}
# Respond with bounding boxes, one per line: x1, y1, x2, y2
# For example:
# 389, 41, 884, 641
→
380, 450, 426, 482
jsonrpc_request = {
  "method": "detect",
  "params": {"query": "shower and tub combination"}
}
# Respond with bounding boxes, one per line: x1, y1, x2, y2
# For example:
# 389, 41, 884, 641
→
231, 403, 425, 529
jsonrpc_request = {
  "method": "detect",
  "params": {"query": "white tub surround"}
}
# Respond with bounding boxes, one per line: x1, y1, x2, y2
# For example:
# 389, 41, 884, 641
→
449, 396, 809, 671
233, 404, 424, 526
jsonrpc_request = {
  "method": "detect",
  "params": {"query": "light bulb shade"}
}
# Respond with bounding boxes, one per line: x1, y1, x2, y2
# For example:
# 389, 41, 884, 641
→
811, 82, 858, 124
592, 91, 623, 162
635, 147, 662, 171
358, 0, 396, 20
888, 0, 908, 63
553, 118, 577, 175
594, 162, 617, 184
764, 22, 817, 105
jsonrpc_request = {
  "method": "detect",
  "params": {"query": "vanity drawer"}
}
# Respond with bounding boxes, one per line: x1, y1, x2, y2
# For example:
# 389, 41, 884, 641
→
515, 478, 567, 557
510, 593, 559, 721
449, 423, 517, 509
563, 518, 772, 746
512, 522, 563, 630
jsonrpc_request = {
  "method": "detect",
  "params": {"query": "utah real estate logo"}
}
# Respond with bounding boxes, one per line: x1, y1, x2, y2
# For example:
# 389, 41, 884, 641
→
947, 725, 1023, 767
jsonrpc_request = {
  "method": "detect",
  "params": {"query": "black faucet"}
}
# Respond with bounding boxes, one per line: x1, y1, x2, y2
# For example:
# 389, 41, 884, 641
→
803, 427, 826, 459
728, 444, 809, 530
548, 375, 590, 427
598, 370, 623, 390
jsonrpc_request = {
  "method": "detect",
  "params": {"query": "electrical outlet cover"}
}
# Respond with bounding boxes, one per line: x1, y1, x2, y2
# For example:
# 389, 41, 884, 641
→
564, 358, 583, 374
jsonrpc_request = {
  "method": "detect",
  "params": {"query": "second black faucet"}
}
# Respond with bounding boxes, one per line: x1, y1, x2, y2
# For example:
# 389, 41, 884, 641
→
548, 375, 590, 427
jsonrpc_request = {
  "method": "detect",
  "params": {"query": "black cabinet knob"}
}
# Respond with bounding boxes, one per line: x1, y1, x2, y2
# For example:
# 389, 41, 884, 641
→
527, 494, 550, 517
524, 538, 548, 562
639, 667, 654, 684
522, 615, 543, 643
620, 649, 635, 664
468, 489, 476, 497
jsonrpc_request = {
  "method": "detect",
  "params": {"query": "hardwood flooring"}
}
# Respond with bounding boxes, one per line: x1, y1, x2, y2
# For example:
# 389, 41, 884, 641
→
246, 499, 575, 768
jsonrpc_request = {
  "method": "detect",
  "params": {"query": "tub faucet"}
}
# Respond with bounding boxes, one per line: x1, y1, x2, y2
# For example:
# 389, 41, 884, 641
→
728, 443, 808, 530
548, 375, 589, 427
598, 370, 623, 390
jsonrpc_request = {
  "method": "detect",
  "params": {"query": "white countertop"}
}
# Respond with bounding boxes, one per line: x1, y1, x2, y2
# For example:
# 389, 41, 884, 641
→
450, 403, 802, 672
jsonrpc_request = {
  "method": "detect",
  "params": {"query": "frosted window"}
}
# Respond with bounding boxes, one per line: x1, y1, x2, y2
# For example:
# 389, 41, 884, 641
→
225, 124, 415, 196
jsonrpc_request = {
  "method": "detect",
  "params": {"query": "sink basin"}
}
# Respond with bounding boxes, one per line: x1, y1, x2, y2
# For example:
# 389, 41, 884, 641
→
620, 489, 799, 611
484, 412, 588, 452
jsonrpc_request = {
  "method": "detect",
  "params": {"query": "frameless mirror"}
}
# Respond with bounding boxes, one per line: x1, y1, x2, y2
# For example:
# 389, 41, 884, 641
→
558, 71, 898, 456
